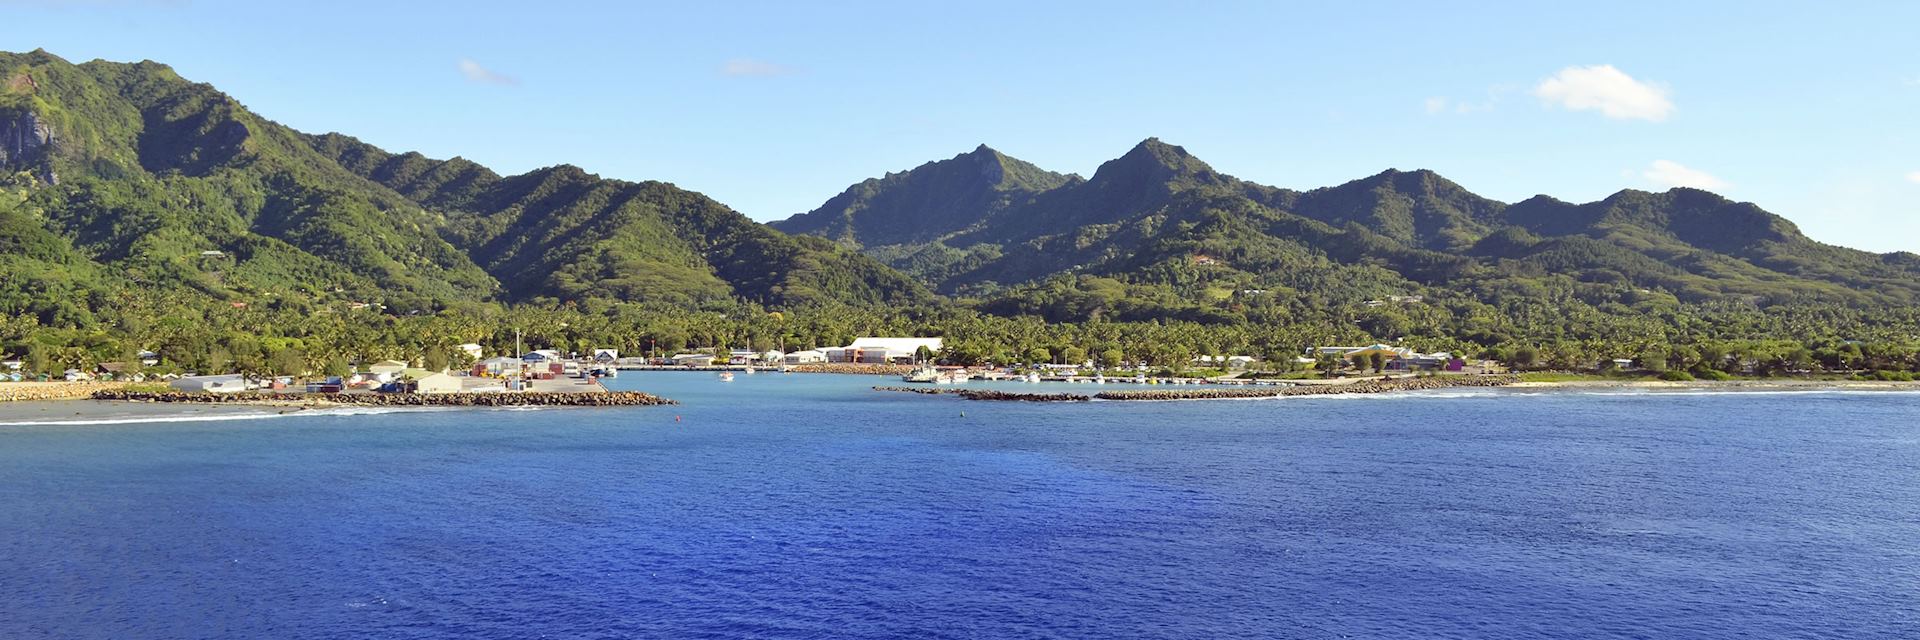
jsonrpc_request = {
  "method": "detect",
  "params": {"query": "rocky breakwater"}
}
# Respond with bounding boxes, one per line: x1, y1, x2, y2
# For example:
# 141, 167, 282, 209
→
1, 382, 140, 402
91, 390, 677, 407
872, 386, 1090, 402
1094, 374, 1519, 401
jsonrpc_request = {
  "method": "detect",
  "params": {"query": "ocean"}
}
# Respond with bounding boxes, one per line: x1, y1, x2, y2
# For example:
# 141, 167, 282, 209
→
2, 373, 1917, 638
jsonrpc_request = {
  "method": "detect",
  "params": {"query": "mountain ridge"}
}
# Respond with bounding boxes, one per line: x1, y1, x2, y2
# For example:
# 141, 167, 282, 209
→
6, 47, 1919, 359
0, 50, 929, 320
771, 137, 1919, 312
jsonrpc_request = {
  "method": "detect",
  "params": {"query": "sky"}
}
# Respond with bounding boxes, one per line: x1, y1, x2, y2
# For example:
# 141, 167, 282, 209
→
7, 0, 1919, 251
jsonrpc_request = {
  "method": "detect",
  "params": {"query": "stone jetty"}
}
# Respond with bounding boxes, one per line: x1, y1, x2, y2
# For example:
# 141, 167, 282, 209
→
874, 375, 1517, 402
91, 390, 677, 407
872, 386, 1090, 402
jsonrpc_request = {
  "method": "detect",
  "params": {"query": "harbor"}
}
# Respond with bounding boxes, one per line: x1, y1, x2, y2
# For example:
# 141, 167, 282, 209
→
874, 374, 1521, 401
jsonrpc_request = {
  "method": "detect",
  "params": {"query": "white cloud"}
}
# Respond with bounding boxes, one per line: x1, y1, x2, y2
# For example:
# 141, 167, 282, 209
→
1424, 97, 1448, 114
720, 58, 798, 77
1533, 64, 1673, 121
457, 59, 517, 86
1643, 160, 1729, 191
1906, 170, 1920, 184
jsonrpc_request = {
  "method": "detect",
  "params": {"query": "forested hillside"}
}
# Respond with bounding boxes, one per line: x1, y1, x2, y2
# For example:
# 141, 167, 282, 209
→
777, 138, 1920, 316
0, 48, 925, 324
4, 49, 1919, 379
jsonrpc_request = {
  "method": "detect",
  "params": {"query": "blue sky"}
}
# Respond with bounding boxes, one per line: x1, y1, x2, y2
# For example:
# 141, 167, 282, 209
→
9, 0, 1919, 251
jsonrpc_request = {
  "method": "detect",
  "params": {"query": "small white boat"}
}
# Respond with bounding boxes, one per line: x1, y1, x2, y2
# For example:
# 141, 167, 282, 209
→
902, 365, 939, 383
779, 365, 792, 373
935, 371, 967, 384
718, 372, 735, 382
1025, 372, 1042, 383
744, 365, 756, 374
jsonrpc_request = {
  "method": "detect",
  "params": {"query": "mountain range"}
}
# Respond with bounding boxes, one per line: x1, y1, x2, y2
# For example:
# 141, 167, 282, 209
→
5, 48, 1918, 334
774, 138, 1920, 315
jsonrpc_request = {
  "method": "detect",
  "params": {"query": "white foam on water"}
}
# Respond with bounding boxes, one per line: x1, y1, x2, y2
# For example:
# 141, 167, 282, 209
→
0, 412, 295, 427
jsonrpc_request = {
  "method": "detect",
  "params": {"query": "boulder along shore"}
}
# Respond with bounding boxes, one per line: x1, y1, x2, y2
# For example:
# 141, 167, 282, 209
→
875, 375, 1519, 402
91, 390, 678, 407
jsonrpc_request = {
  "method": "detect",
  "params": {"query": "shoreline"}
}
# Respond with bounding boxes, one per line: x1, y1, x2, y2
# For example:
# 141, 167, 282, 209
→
88, 390, 678, 407
1510, 378, 1920, 391
877, 375, 1523, 402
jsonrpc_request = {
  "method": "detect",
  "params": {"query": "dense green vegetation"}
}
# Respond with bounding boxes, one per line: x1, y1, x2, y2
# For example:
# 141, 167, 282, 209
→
0, 49, 924, 319
3, 49, 1919, 381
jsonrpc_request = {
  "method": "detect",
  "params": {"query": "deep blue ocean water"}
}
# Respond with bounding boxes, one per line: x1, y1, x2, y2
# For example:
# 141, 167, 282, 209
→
3, 373, 1918, 639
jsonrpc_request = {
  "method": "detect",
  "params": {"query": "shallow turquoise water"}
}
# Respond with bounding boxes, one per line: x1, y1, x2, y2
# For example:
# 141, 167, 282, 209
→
2, 373, 1917, 638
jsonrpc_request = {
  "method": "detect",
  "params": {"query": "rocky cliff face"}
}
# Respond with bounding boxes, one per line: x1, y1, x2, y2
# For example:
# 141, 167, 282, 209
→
0, 108, 56, 183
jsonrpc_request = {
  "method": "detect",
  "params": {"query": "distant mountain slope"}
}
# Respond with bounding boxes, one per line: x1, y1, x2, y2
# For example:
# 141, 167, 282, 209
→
0, 49, 928, 316
310, 134, 931, 307
775, 138, 1920, 308
771, 144, 1075, 247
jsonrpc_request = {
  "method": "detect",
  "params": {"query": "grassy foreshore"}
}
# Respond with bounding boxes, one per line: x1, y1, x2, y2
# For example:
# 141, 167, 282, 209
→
90, 390, 677, 407
875, 374, 1522, 402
